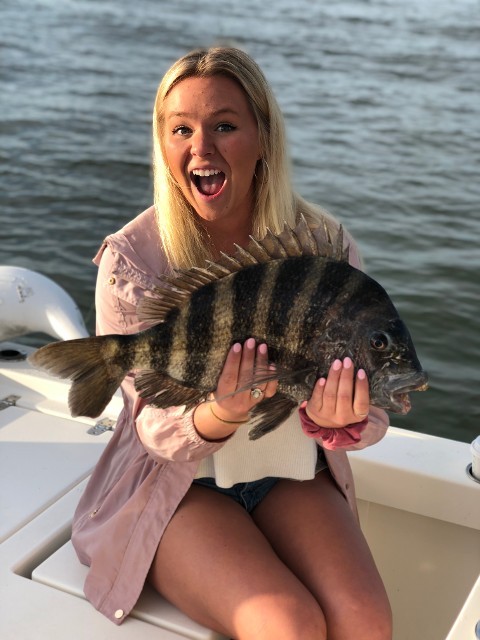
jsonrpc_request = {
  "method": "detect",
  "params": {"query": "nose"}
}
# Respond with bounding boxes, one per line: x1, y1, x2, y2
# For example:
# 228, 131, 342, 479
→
191, 128, 214, 157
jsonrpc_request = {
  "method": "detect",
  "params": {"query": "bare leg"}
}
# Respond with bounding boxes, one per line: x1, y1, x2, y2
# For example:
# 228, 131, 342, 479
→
149, 471, 391, 640
148, 483, 326, 640
252, 470, 393, 640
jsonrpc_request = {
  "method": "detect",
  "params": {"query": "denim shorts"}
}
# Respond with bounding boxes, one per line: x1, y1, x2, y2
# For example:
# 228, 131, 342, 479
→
192, 476, 279, 513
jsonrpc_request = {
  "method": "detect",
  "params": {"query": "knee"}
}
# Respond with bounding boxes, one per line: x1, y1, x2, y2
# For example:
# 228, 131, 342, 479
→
366, 598, 393, 640
330, 592, 393, 640
359, 590, 393, 640
236, 595, 327, 640
356, 605, 392, 640
288, 599, 327, 640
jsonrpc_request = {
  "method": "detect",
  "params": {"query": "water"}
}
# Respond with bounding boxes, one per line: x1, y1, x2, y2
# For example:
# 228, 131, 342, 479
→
1, 0, 479, 443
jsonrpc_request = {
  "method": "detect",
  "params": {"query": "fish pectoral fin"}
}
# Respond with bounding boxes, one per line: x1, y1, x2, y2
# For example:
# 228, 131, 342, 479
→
134, 370, 204, 410
248, 394, 298, 440
233, 364, 316, 395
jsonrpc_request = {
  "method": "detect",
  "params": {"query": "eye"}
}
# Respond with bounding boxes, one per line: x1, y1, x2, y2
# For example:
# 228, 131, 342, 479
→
216, 122, 236, 133
370, 331, 390, 351
172, 125, 191, 136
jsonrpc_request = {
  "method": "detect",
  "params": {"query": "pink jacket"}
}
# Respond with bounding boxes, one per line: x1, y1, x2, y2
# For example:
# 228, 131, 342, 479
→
71, 206, 389, 624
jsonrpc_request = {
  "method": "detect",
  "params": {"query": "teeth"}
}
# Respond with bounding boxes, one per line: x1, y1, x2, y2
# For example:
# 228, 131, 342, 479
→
192, 169, 221, 177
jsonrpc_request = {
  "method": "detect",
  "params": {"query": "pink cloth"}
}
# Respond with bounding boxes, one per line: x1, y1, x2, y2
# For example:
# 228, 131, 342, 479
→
299, 406, 368, 450
71, 206, 389, 625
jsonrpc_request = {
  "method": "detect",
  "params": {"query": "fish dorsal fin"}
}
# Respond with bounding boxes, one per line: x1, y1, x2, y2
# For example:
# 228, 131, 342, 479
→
310, 217, 348, 261
137, 215, 349, 324
242, 214, 349, 262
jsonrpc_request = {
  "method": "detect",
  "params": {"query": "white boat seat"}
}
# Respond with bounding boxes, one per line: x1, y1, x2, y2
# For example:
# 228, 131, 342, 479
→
0, 405, 111, 543
32, 541, 227, 640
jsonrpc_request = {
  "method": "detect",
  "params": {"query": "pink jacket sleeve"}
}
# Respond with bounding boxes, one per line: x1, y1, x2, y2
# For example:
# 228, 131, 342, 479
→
94, 243, 230, 463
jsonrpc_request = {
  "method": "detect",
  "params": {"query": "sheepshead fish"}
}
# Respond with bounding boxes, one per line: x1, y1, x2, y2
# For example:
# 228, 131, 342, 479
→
29, 217, 428, 440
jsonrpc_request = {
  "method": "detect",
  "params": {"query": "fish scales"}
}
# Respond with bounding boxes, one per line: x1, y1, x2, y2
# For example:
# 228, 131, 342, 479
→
309, 261, 351, 314
294, 261, 374, 361
184, 279, 218, 387
266, 257, 332, 351
166, 301, 191, 381
301, 263, 401, 375
194, 275, 236, 388
292, 261, 348, 369
283, 259, 328, 366
255, 258, 340, 383
231, 261, 268, 339
266, 260, 307, 338
134, 306, 178, 375
296, 262, 348, 331
134, 332, 159, 370
250, 261, 278, 340
310, 262, 393, 340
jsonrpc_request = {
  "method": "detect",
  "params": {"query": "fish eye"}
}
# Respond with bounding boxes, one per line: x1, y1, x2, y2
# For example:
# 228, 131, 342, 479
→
370, 331, 390, 351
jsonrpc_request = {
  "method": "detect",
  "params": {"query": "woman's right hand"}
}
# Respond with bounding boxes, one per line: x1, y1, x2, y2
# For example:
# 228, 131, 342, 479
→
193, 338, 278, 441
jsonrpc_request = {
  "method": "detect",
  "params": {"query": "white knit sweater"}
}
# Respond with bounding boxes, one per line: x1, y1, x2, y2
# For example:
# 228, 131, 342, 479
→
195, 412, 318, 488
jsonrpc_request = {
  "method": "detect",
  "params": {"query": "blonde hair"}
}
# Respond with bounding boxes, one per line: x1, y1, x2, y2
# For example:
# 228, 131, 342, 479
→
153, 46, 333, 269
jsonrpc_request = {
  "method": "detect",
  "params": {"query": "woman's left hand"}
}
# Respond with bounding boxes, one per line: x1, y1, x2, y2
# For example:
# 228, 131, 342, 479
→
302, 357, 370, 429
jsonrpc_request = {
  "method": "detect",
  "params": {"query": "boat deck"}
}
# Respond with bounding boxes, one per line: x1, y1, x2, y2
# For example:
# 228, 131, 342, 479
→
1, 340, 479, 640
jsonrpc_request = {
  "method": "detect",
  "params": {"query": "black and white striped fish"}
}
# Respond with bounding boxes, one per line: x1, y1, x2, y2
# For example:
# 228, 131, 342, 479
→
29, 217, 428, 439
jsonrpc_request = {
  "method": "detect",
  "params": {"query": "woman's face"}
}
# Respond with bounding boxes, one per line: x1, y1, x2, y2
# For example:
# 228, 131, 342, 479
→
163, 75, 261, 225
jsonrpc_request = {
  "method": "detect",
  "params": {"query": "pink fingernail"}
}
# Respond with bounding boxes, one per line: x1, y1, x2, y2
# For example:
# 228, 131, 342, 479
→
333, 359, 342, 371
258, 343, 267, 355
233, 343, 242, 353
318, 377, 326, 387
343, 357, 352, 368
246, 338, 256, 349
357, 369, 366, 380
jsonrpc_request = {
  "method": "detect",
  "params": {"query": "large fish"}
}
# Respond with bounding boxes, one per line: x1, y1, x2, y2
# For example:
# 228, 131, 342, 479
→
29, 217, 428, 439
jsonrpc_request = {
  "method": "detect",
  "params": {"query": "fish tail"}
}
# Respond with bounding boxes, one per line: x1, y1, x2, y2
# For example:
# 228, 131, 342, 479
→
28, 334, 132, 418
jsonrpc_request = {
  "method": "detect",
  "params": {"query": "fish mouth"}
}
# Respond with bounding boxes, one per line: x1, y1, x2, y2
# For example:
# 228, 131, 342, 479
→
372, 370, 429, 414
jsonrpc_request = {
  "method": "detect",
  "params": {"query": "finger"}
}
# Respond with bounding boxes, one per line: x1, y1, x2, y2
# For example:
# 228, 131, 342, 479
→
264, 363, 278, 398
353, 368, 370, 419
336, 357, 355, 408
249, 342, 270, 402
255, 343, 270, 389
237, 337, 257, 393
309, 376, 326, 407
304, 376, 326, 418
255, 343, 276, 390
216, 342, 243, 394
322, 358, 343, 413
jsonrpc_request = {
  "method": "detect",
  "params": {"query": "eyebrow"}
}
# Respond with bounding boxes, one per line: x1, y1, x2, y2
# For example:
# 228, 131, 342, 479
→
166, 107, 239, 120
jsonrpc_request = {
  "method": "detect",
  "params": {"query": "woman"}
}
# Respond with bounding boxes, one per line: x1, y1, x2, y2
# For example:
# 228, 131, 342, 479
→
72, 47, 392, 639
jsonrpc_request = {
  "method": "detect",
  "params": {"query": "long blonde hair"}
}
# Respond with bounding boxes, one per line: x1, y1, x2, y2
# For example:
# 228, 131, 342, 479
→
153, 46, 332, 269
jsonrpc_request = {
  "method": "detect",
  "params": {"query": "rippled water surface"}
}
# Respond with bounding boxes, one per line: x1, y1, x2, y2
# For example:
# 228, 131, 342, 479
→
2, 0, 479, 442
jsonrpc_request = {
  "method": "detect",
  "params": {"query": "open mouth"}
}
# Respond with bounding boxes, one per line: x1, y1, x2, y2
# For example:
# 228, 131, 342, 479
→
390, 391, 413, 414
191, 169, 226, 197
372, 370, 429, 414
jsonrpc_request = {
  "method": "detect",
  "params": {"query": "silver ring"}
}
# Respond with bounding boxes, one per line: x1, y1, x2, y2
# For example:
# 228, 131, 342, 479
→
250, 387, 263, 400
